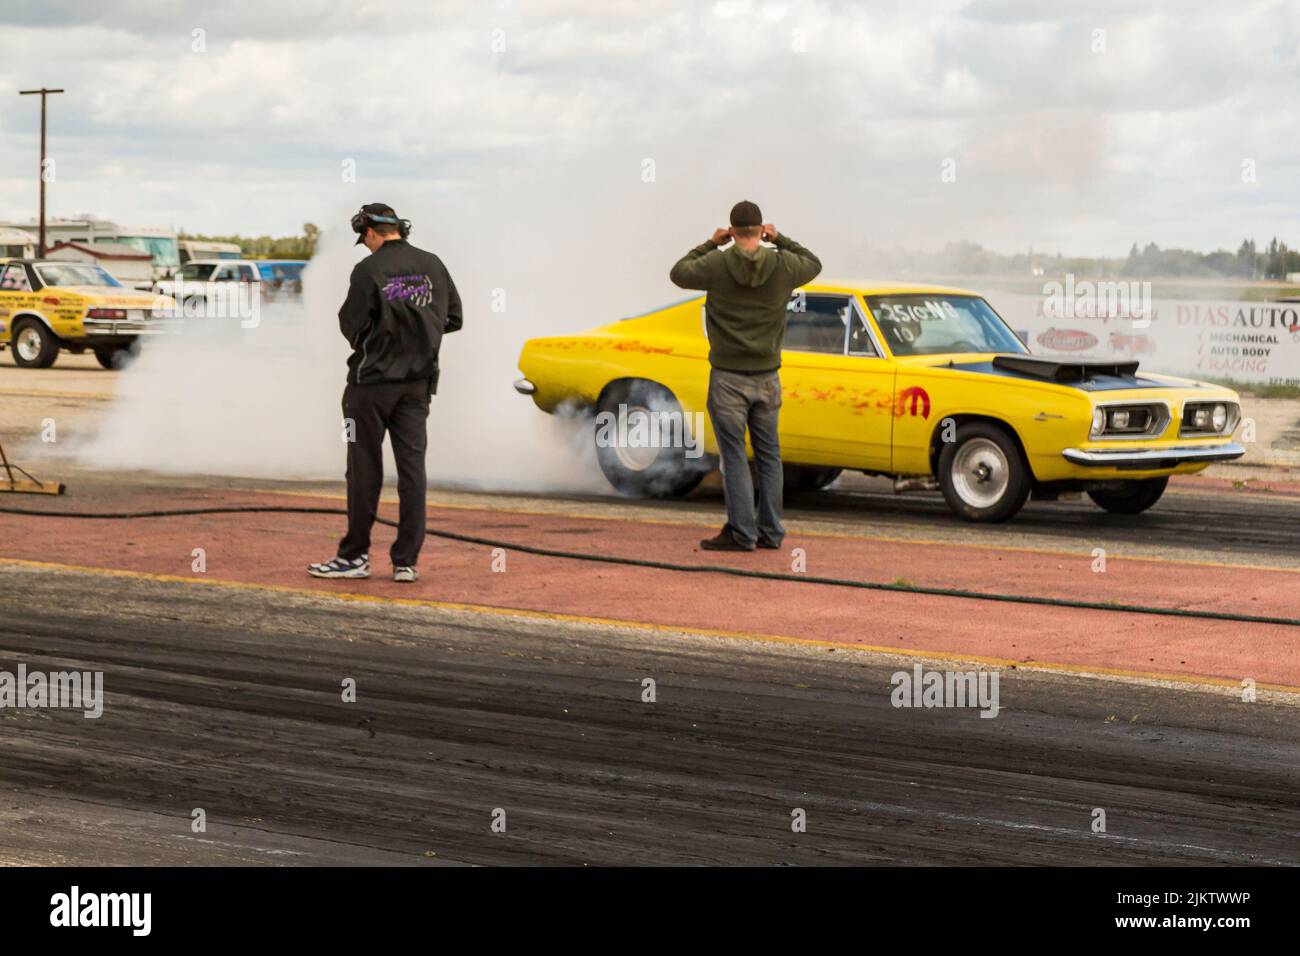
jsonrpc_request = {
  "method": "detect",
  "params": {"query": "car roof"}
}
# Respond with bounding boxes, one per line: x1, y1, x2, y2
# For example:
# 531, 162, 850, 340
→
808, 279, 983, 297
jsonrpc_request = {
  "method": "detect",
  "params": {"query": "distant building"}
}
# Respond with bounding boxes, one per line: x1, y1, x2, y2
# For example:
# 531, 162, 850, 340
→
0, 226, 37, 259
46, 240, 156, 289
0, 218, 178, 279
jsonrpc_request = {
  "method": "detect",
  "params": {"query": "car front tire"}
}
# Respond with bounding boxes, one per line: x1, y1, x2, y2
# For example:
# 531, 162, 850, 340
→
594, 380, 709, 498
10, 319, 59, 369
937, 422, 1032, 522
1087, 477, 1168, 514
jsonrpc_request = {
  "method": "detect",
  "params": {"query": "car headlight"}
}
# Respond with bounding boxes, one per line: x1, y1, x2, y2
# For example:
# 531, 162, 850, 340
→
1091, 403, 1167, 438
1181, 401, 1238, 436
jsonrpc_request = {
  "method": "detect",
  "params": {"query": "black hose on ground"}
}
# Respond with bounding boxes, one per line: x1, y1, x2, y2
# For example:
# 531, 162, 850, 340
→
0, 503, 1295, 628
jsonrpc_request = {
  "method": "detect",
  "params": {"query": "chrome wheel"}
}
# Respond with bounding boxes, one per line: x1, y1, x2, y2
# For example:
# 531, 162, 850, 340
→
950, 437, 1010, 509
609, 404, 660, 472
594, 380, 709, 499
15, 326, 43, 363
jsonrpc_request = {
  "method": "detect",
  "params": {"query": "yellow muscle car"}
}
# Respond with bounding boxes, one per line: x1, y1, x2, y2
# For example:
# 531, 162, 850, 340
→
515, 282, 1244, 521
0, 258, 176, 369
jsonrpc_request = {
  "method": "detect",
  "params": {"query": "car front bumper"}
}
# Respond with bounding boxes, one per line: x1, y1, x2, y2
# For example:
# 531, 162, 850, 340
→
1061, 442, 1246, 469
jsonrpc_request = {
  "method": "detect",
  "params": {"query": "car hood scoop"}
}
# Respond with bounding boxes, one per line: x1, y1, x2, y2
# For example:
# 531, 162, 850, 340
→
944, 355, 1164, 391
991, 355, 1140, 383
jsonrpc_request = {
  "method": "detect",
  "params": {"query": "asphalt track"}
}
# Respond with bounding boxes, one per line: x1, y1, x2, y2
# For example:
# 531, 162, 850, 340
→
0, 554, 1298, 866
2, 473, 1300, 865
800, 480, 1300, 563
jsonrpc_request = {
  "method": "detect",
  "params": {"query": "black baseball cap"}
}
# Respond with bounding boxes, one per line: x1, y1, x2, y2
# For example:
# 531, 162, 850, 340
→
729, 200, 762, 228
351, 203, 409, 244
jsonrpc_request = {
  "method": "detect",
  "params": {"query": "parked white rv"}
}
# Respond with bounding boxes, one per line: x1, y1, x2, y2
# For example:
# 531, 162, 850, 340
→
0, 227, 37, 259
179, 239, 243, 264
0, 219, 179, 283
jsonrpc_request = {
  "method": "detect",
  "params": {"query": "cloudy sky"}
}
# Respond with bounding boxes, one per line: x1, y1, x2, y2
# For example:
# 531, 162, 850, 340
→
0, 0, 1297, 261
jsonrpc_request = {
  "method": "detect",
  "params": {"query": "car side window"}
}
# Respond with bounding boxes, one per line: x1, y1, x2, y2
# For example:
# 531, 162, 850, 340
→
237, 265, 256, 281
0, 263, 31, 292
784, 293, 851, 354
847, 303, 879, 357
213, 266, 235, 281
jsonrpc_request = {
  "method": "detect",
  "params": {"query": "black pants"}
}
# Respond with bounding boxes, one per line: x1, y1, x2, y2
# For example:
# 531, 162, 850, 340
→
338, 379, 430, 568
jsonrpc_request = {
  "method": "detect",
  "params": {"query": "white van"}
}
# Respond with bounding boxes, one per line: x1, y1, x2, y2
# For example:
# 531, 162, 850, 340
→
154, 259, 261, 310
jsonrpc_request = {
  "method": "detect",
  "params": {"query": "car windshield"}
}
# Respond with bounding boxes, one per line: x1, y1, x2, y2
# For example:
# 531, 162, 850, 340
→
117, 235, 180, 269
34, 263, 123, 288
866, 294, 1026, 356
179, 263, 218, 281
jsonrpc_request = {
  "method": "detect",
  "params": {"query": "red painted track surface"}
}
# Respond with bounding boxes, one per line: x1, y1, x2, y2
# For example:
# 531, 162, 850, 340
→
2, 487, 1297, 688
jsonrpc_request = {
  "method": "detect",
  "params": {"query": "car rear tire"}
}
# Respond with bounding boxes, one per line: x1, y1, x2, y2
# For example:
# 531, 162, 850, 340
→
937, 422, 1031, 522
10, 319, 59, 369
594, 380, 709, 498
783, 465, 842, 492
94, 341, 141, 370
1087, 477, 1168, 514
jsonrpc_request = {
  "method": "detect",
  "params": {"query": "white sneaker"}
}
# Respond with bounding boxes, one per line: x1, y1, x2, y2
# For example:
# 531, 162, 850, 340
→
393, 566, 418, 583
308, 555, 370, 579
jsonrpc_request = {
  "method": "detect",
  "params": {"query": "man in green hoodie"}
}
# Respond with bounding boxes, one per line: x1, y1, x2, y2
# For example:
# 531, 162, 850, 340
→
670, 200, 822, 551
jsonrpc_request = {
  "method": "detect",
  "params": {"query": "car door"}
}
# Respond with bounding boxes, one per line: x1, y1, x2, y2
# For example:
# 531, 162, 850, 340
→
0, 262, 37, 342
778, 293, 895, 470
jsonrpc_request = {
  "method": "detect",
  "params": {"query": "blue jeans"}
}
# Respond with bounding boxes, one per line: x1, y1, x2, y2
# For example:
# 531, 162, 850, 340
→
706, 368, 784, 547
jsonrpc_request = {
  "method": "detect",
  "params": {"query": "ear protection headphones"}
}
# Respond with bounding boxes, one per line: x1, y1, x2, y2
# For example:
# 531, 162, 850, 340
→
350, 208, 411, 240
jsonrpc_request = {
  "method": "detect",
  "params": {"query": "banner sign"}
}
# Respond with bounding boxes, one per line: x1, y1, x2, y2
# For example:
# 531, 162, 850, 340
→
986, 291, 1300, 386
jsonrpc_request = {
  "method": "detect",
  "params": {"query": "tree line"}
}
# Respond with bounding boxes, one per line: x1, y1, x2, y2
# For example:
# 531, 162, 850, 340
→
866, 237, 1300, 280
1121, 238, 1300, 281
179, 223, 319, 259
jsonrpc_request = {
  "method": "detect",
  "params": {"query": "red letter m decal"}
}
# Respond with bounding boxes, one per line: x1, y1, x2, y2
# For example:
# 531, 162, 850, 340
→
896, 386, 931, 419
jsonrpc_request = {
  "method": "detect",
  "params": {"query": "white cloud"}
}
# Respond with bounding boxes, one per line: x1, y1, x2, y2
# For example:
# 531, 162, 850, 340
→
0, 0, 1295, 255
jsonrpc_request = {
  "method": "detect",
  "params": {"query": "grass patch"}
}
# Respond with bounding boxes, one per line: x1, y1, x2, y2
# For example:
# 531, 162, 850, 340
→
1203, 378, 1300, 399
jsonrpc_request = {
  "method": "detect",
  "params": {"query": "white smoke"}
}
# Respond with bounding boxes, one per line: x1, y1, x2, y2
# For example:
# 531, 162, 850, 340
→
66, 217, 612, 492
62, 135, 875, 491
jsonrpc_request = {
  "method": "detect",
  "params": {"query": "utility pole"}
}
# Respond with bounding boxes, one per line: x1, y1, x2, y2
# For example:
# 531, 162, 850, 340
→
18, 87, 64, 256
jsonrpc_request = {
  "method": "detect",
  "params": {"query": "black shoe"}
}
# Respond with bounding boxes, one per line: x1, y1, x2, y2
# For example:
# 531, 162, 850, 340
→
757, 537, 783, 550
700, 529, 756, 552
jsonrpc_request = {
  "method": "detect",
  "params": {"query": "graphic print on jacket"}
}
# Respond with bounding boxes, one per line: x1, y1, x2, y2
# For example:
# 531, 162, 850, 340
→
383, 274, 436, 307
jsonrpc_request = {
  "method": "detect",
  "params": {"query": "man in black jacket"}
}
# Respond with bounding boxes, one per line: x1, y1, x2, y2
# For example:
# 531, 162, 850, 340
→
308, 203, 462, 583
